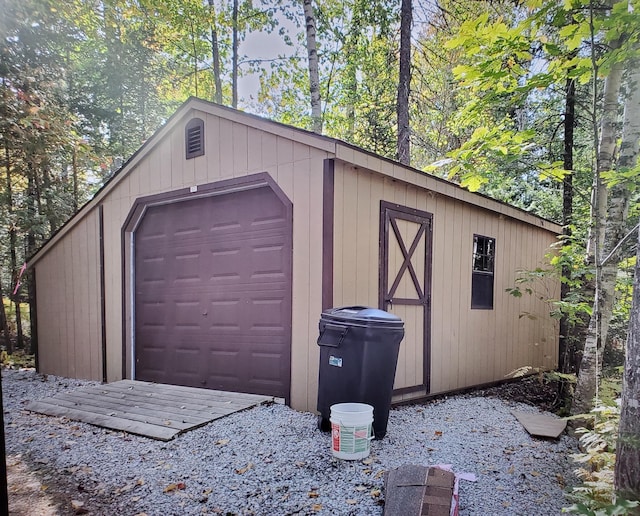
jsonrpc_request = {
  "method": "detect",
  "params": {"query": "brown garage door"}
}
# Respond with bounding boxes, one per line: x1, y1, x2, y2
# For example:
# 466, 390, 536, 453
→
134, 186, 292, 399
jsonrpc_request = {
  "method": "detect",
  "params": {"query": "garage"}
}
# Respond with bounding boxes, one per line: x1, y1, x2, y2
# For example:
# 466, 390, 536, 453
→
133, 185, 292, 400
29, 98, 560, 411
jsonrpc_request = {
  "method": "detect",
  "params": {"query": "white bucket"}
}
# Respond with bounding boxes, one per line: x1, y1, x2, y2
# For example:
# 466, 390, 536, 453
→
330, 403, 374, 460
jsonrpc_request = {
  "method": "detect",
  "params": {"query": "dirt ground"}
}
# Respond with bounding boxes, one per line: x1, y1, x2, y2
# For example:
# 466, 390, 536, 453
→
7, 454, 73, 515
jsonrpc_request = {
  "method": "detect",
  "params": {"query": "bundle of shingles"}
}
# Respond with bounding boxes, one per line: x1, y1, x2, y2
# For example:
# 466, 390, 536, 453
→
383, 465, 458, 516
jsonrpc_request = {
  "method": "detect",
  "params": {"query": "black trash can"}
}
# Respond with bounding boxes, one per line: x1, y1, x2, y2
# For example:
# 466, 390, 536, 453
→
316, 306, 404, 439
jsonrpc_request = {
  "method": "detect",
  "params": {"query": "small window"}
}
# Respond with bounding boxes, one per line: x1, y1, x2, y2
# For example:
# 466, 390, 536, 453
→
471, 234, 495, 309
185, 118, 204, 159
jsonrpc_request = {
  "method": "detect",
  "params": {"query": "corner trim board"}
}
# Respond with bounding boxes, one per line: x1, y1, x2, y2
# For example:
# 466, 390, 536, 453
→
99, 204, 107, 383
322, 159, 335, 311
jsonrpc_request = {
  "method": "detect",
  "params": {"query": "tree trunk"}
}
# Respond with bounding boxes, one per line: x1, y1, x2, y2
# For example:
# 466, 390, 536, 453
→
397, 0, 412, 165
10, 223, 23, 350
614, 224, 640, 502
559, 74, 575, 375
232, 0, 238, 109
0, 274, 11, 350
303, 0, 322, 134
27, 170, 38, 354
343, 10, 361, 141
5, 139, 16, 354
208, 0, 223, 105
72, 144, 79, 212
612, 74, 640, 490
572, 57, 624, 416
190, 19, 199, 97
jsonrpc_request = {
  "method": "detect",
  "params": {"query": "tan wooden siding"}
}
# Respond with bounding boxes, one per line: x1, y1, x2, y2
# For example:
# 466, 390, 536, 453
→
35, 209, 102, 380
332, 163, 559, 403
73, 109, 328, 410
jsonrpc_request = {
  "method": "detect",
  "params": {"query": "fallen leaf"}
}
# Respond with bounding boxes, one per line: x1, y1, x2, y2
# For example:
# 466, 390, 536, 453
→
71, 500, 89, 515
133, 513, 148, 516
117, 483, 135, 494
434, 430, 443, 436
295, 461, 306, 467
131, 496, 141, 502
363, 469, 372, 474
503, 501, 511, 508
312, 504, 322, 511
235, 462, 254, 475
308, 491, 319, 498
164, 482, 186, 493
215, 439, 230, 446
374, 470, 385, 479
164, 420, 172, 426
346, 499, 358, 505
136, 478, 145, 486
556, 474, 566, 487
203, 488, 213, 496
362, 458, 374, 465
370, 488, 381, 498
355, 485, 368, 492
507, 466, 515, 474
531, 471, 540, 477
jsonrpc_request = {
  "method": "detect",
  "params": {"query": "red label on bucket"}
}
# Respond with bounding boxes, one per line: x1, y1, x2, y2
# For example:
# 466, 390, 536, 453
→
331, 423, 340, 451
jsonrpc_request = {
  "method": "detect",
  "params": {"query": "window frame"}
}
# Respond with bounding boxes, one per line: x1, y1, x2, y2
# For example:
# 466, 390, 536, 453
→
471, 234, 495, 310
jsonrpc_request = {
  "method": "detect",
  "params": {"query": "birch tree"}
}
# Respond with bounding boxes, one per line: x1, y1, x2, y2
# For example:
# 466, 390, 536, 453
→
615, 225, 640, 501
608, 68, 640, 501
303, 0, 322, 134
572, 2, 640, 414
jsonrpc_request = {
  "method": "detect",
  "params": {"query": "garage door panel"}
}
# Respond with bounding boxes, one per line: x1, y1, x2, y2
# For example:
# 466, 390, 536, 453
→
135, 186, 291, 398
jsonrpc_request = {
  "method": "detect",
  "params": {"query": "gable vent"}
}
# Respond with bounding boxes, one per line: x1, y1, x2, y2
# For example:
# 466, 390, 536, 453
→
185, 118, 205, 159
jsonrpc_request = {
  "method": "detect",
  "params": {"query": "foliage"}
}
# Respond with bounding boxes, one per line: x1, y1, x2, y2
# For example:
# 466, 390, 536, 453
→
507, 365, 576, 384
564, 402, 640, 514
2, 297, 30, 337
608, 256, 636, 347
0, 349, 35, 369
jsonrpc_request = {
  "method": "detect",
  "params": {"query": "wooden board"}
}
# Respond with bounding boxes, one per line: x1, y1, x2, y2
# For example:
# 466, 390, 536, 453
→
26, 380, 274, 441
511, 410, 567, 439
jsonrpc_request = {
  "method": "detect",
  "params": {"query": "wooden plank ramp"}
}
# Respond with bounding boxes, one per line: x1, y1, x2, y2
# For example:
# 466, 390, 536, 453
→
25, 380, 275, 441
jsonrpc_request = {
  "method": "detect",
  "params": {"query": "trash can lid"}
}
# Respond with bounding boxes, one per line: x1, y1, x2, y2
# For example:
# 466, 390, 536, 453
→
321, 306, 404, 329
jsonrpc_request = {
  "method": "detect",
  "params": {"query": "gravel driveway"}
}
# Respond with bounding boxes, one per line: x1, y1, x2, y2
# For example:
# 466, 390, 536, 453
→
3, 368, 578, 515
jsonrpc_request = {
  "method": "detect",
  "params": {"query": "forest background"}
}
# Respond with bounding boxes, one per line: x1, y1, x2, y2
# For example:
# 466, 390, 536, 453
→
1, 0, 639, 509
